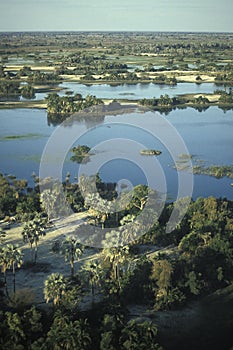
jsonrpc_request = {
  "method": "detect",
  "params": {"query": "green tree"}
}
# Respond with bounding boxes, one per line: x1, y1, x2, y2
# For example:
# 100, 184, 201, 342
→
81, 260, 103, 302
185, 271, 202, 295
103, 246, 130, 292
120, 320, 162, 350
44, 273, 66, 306
22, 215, 46, 263
5, 311, 25, 346
61, 237, 84, 278
46, 312, 91, 350
0, 244, 23, 295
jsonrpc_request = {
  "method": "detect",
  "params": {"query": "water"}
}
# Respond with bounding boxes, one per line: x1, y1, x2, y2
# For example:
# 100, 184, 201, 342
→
0, 106, 232, 200
19, 82, 228, 102
59, 82, 226, 100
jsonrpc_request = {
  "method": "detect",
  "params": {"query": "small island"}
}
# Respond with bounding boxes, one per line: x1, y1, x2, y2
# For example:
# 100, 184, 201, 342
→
70, 144, 91, 163
140, 149, 162, 156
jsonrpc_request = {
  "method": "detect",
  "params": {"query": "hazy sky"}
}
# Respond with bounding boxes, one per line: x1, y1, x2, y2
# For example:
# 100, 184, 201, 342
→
0, 0, 232, 32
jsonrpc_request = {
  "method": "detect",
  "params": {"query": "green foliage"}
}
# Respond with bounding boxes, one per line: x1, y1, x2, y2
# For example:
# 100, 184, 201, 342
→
46, 92, 103, 118
0, 79, 20, 95
60, 237, 84, 277
70, 144, 91, 163
44, 273, 66, 305
21, 215, 46, 263
0, 244, 23, 295
0, 173, 40, 219
27, 71, 60, 83
21, 84, 35, 99
120, 320, 162, 350
46, 313, 91, 350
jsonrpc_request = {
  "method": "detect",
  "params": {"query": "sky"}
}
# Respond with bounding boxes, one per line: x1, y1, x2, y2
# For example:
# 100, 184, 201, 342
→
0, 0, 233, 32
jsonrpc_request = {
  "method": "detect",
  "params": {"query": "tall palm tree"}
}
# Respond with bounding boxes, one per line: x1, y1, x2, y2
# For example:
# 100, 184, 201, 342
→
61, 237, 84, 278
22, 215, 46, 263
81, 260, 103, 302
103, 245, 130, 291
0, 244, 23, 295
44, 273, 66, 306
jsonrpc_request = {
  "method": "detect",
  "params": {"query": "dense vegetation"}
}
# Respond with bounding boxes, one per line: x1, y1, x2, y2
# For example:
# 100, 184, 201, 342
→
0, 172, 233, 349
45, 93, 103, 119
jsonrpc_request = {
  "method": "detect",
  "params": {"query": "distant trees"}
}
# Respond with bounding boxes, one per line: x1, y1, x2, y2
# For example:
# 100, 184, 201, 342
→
27, 72, 60, 84
0, 79, 20, 95
21, 84, 35, 99
219, 89, 233, 103
45, 92, 103, 116
0, 173, 40, 220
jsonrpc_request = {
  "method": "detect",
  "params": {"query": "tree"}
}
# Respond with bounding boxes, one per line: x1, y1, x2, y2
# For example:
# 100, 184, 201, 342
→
100, 313, 125, 350
44, 273, 66, 306
5, 311, 25, 345
46, 313, 91, 350
0, 244, 23, 295
70, 145, 91, 163
22, 215, 46, 263
81, 260, 103, 303
21, 84, 35, 99
185, 271, 202, 295
103, 246, 130, 291
120, 320, 162, 350
40, 181, 71, 221
61, 237, 84, 278
150, 259, 173, 301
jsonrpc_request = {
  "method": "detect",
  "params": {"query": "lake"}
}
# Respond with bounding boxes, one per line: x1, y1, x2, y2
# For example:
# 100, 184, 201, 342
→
0, 106, 232, 201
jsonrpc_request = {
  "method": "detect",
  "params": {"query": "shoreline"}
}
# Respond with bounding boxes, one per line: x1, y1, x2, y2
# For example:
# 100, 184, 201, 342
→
0, 93, 232, 111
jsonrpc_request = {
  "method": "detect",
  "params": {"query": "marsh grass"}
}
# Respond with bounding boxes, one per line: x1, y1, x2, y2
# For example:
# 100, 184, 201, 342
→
0, 133, 43, 141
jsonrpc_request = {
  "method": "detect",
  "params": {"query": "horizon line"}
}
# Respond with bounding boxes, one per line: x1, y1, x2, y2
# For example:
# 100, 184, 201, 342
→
0, 30, 233, 34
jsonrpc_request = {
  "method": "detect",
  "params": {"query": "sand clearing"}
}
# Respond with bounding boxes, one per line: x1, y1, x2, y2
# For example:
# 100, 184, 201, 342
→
2, 212, 96, 303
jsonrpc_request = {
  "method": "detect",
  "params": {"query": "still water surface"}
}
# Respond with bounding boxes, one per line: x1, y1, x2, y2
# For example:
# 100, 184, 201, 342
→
0, 107, 232, 200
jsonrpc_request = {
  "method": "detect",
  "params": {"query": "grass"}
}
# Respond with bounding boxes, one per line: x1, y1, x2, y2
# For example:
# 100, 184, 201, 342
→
0, 133, 43, 141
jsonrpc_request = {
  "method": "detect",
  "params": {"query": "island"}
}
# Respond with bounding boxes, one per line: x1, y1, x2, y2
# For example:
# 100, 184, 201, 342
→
140, 149, 162, 156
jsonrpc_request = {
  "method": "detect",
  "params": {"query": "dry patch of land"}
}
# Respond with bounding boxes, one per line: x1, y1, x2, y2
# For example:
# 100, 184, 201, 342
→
0, 101, 47, 109
5, 65, 56, 72
1, 212, 95, 303
194, 93, 221, 102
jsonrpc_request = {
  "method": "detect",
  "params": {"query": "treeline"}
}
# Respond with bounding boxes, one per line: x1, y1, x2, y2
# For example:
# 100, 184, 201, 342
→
45, 93, 103, 123
139, 92, 233, 114
140, 94, 210, 108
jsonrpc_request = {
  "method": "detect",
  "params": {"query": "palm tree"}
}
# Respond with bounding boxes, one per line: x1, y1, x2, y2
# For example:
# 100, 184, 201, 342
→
47, 312, 91, 349
120, 320, 160, 350
81, 260, 103, 303
103, 245, 130, 291
44, 273, 66, 306
22, 215, 46, 263
61, 237, 84, 278
0, 244, 23, 294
